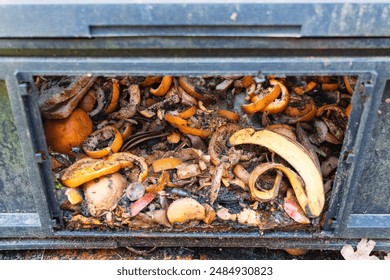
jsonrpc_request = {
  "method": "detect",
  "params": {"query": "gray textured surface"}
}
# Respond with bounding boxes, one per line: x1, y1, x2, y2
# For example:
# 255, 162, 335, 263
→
0, 80, 35, 213
353, 81, 390, 214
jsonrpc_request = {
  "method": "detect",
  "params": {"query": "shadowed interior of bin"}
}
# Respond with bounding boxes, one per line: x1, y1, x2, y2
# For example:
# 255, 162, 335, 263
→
36, 74, 356, 232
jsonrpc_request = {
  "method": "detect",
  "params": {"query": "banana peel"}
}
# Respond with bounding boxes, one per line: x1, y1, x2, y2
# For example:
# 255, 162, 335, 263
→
248, 164, 283, 202
229, 128, 324, 218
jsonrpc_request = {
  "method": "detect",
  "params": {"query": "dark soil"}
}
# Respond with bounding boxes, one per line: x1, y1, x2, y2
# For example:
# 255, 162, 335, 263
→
0, 247, 344, 260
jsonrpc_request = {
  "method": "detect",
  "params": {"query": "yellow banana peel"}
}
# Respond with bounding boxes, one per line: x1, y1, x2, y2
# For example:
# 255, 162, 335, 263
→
229, 128, 324, 218
248, 164, 283, 202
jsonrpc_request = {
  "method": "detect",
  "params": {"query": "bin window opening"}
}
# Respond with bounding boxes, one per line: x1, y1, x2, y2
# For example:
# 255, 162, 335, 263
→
35, 74, 356, 232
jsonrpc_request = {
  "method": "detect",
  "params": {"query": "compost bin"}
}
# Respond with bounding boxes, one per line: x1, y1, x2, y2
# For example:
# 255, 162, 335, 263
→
0, 1, 389, 251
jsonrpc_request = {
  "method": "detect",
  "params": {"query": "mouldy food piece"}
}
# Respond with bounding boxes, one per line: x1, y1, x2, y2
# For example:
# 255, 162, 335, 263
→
166, 198, 206, 224
84, 173, 127, 217
39, 75, 97, 119
147, 209, 172, 228
176, 163, 202, 180
237, 208, 261, 227
202, 203, 216, 225
216, 207, 237, 222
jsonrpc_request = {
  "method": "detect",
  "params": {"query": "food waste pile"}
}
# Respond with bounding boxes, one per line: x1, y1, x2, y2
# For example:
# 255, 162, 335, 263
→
37, 75, 354, 231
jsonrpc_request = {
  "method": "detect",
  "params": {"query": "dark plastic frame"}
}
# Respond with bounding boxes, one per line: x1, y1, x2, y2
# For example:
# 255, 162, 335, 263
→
0, 1, 389, 250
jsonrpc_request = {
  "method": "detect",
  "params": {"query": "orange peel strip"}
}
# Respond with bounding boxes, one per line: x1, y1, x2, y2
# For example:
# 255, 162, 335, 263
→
104, 80, 120, 114
343, 76, 354, 95
241, 76, 254, 88
345, 103, 352, 117
293, 81, 318, 95
82, 126, 123, 159
178, 77, 204, 100
164, 113, 188, 126
149, 76, 172, 97
152, 157, 183, 173
176, 125, 211, 138
177, 106, 197, 119
321, 83, 339, 91
242, 83, 281, 114
261, 79, 290, 114
140, 76, 162, 87
217, 109, 240, 121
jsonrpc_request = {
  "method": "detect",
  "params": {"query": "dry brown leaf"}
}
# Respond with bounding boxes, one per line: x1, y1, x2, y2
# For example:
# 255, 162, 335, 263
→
341, 239, 379, 260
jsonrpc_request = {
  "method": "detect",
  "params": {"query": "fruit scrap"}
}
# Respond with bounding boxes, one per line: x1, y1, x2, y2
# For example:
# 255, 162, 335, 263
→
176, 125, 211, 138
248, 163, 284, 202
106, 152, 149, 183
261, 79, 290, 114
284, 96, 317, 124
164, 113, 188, 126
84, 172, 127, 217
167, 198, 206, 224
283, 189, 310, 224
217, 109, 240, 121
209, 164, 224, 205
44, 108, 93, 156
130, 192, 157, 217
104, 79, 120, 114
229, 128, 324, 218
61, 157, 123, 188
178, 77, 204, 100
293, 81, 318, 95
140, 76, 161, 87
343, 75, 355, 95
82, 125, 123, 158
241, 83, 281, 114
39, 75, 97, 119
152, 157, 183, 173
110, 84, 141, 119
146, 171, 170, 193
149, 76, 172, 97
177, 106, 197, 119
65, 188, 83, 205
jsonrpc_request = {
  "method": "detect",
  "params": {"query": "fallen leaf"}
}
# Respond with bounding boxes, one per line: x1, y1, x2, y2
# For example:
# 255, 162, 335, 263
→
341, 239, 379, 260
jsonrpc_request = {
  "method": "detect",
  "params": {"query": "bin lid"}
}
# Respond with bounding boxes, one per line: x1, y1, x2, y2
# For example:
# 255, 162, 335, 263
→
1, 1, 390, 39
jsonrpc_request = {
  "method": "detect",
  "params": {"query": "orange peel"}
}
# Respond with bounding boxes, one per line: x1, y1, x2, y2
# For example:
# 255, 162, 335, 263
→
104, 80, 120, 114
61, 157, 122, 188
176, 125, 211, 138
150, 76, 172, 97
177, 106, 197, 119
242, 83, 281, 114
261, 79, 290, 114
217, 109, 240, 121
140, 76, 161, 87
164, 113, 188, 126
152, 157, 183, 173
82, 126, 123, 159
178, 77, 204, 100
